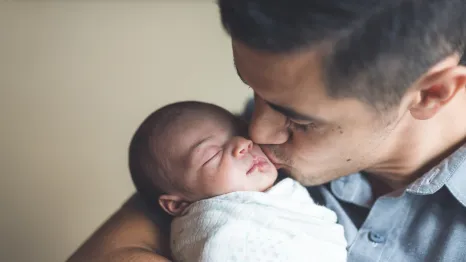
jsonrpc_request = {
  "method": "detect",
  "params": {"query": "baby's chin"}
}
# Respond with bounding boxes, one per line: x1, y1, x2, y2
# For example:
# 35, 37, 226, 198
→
259, 177, 277, 192
260, 169, 279, 190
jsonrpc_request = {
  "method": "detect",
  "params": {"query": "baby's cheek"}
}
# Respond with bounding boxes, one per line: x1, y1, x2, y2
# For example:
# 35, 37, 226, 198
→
208, 170, 234, 194
221, 170, 245, 192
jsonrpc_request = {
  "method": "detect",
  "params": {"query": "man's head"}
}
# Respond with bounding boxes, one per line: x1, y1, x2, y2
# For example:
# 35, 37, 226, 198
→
129, 101, 277, 216
219, 0, 466, 185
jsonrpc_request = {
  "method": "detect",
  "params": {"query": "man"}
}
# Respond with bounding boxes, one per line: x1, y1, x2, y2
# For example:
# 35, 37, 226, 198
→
68, 0, 466, 261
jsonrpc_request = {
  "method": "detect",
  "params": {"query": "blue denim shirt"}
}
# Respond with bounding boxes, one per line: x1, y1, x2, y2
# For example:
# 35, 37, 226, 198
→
306, 144, 466, 261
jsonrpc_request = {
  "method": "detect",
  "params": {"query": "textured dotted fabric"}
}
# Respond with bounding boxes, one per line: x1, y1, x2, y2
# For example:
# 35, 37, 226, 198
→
170, 178, 348, 262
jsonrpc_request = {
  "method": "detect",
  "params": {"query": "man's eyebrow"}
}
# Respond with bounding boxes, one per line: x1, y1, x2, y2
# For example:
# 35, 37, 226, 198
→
267, 102, 322, 122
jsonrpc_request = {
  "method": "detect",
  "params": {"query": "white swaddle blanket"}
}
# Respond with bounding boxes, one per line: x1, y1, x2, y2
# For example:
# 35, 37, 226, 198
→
170, 178, 347, 262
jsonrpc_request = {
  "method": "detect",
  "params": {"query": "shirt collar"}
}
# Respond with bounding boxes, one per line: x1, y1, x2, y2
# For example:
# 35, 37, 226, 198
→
330, 173, 374, 208
406, 144, 466, 203
331, 143, 466, 208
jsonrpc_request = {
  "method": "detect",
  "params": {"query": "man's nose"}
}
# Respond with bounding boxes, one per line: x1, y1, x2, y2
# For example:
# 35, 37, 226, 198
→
232, 137, 253, 158
248, 96, 289, 145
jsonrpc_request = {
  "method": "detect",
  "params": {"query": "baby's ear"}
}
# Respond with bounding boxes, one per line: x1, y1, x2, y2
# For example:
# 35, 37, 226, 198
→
159, 195, 190, 216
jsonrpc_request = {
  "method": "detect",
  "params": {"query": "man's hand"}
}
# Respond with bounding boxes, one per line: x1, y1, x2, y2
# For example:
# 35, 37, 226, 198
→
67, 194, 171, 262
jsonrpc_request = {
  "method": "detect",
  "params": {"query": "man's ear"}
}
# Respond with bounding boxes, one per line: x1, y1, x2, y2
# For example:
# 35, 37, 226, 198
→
410, 54, 466, 120
158, 194, 190, 216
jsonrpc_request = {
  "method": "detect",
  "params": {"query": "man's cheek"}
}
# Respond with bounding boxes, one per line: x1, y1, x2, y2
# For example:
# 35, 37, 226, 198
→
292, 137, 326, 156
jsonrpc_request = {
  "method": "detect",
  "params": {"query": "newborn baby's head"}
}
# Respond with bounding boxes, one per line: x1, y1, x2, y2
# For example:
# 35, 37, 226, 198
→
129, 101, 278, 216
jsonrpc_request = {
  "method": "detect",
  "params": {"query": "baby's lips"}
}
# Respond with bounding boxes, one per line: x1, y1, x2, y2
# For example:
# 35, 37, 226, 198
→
256, 157, 274, 173
246, 156, 263, 174
246, 162, 257, 175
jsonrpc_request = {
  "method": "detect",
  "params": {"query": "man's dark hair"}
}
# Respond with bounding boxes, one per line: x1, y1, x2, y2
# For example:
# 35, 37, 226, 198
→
218, 0, 466, 107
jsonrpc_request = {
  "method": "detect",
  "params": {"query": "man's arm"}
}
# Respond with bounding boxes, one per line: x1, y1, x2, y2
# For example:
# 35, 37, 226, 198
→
67, 193, 171, 262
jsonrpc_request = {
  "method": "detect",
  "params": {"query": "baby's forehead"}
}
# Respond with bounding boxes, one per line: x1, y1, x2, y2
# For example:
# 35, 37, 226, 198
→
176, 108, 237, 131
159, 112, 232, 148
173, 116, 235, 144
153, 116, 233, 173
146, 104, 241, 175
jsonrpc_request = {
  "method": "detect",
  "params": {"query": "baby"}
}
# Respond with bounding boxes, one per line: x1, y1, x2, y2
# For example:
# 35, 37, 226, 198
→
128, 101, 347, 262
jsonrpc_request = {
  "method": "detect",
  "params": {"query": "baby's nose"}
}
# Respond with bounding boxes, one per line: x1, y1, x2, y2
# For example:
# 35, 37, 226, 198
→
232, 137, 253, 158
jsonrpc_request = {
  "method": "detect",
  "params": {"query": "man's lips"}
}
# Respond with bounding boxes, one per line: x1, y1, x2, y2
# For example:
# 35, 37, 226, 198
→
261, 147, 282, 169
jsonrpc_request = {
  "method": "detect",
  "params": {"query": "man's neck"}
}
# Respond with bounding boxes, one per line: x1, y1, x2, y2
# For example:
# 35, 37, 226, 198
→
366, 91, 466, 196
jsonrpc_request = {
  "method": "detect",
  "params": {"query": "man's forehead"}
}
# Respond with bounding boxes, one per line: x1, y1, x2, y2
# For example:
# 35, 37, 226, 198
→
232, 41, 332, 118
232, 41, 326, 94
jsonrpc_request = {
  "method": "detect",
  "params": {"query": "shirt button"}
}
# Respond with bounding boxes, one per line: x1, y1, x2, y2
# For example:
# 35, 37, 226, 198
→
368, 232, 386, 244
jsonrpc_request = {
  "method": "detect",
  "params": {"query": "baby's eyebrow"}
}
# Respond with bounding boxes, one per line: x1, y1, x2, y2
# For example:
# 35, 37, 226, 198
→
190, 135, 213, 153
187, 135, 214, 163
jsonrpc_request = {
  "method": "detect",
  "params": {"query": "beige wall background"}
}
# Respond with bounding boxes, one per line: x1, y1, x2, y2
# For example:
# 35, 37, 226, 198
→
0, 1, 252, 261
